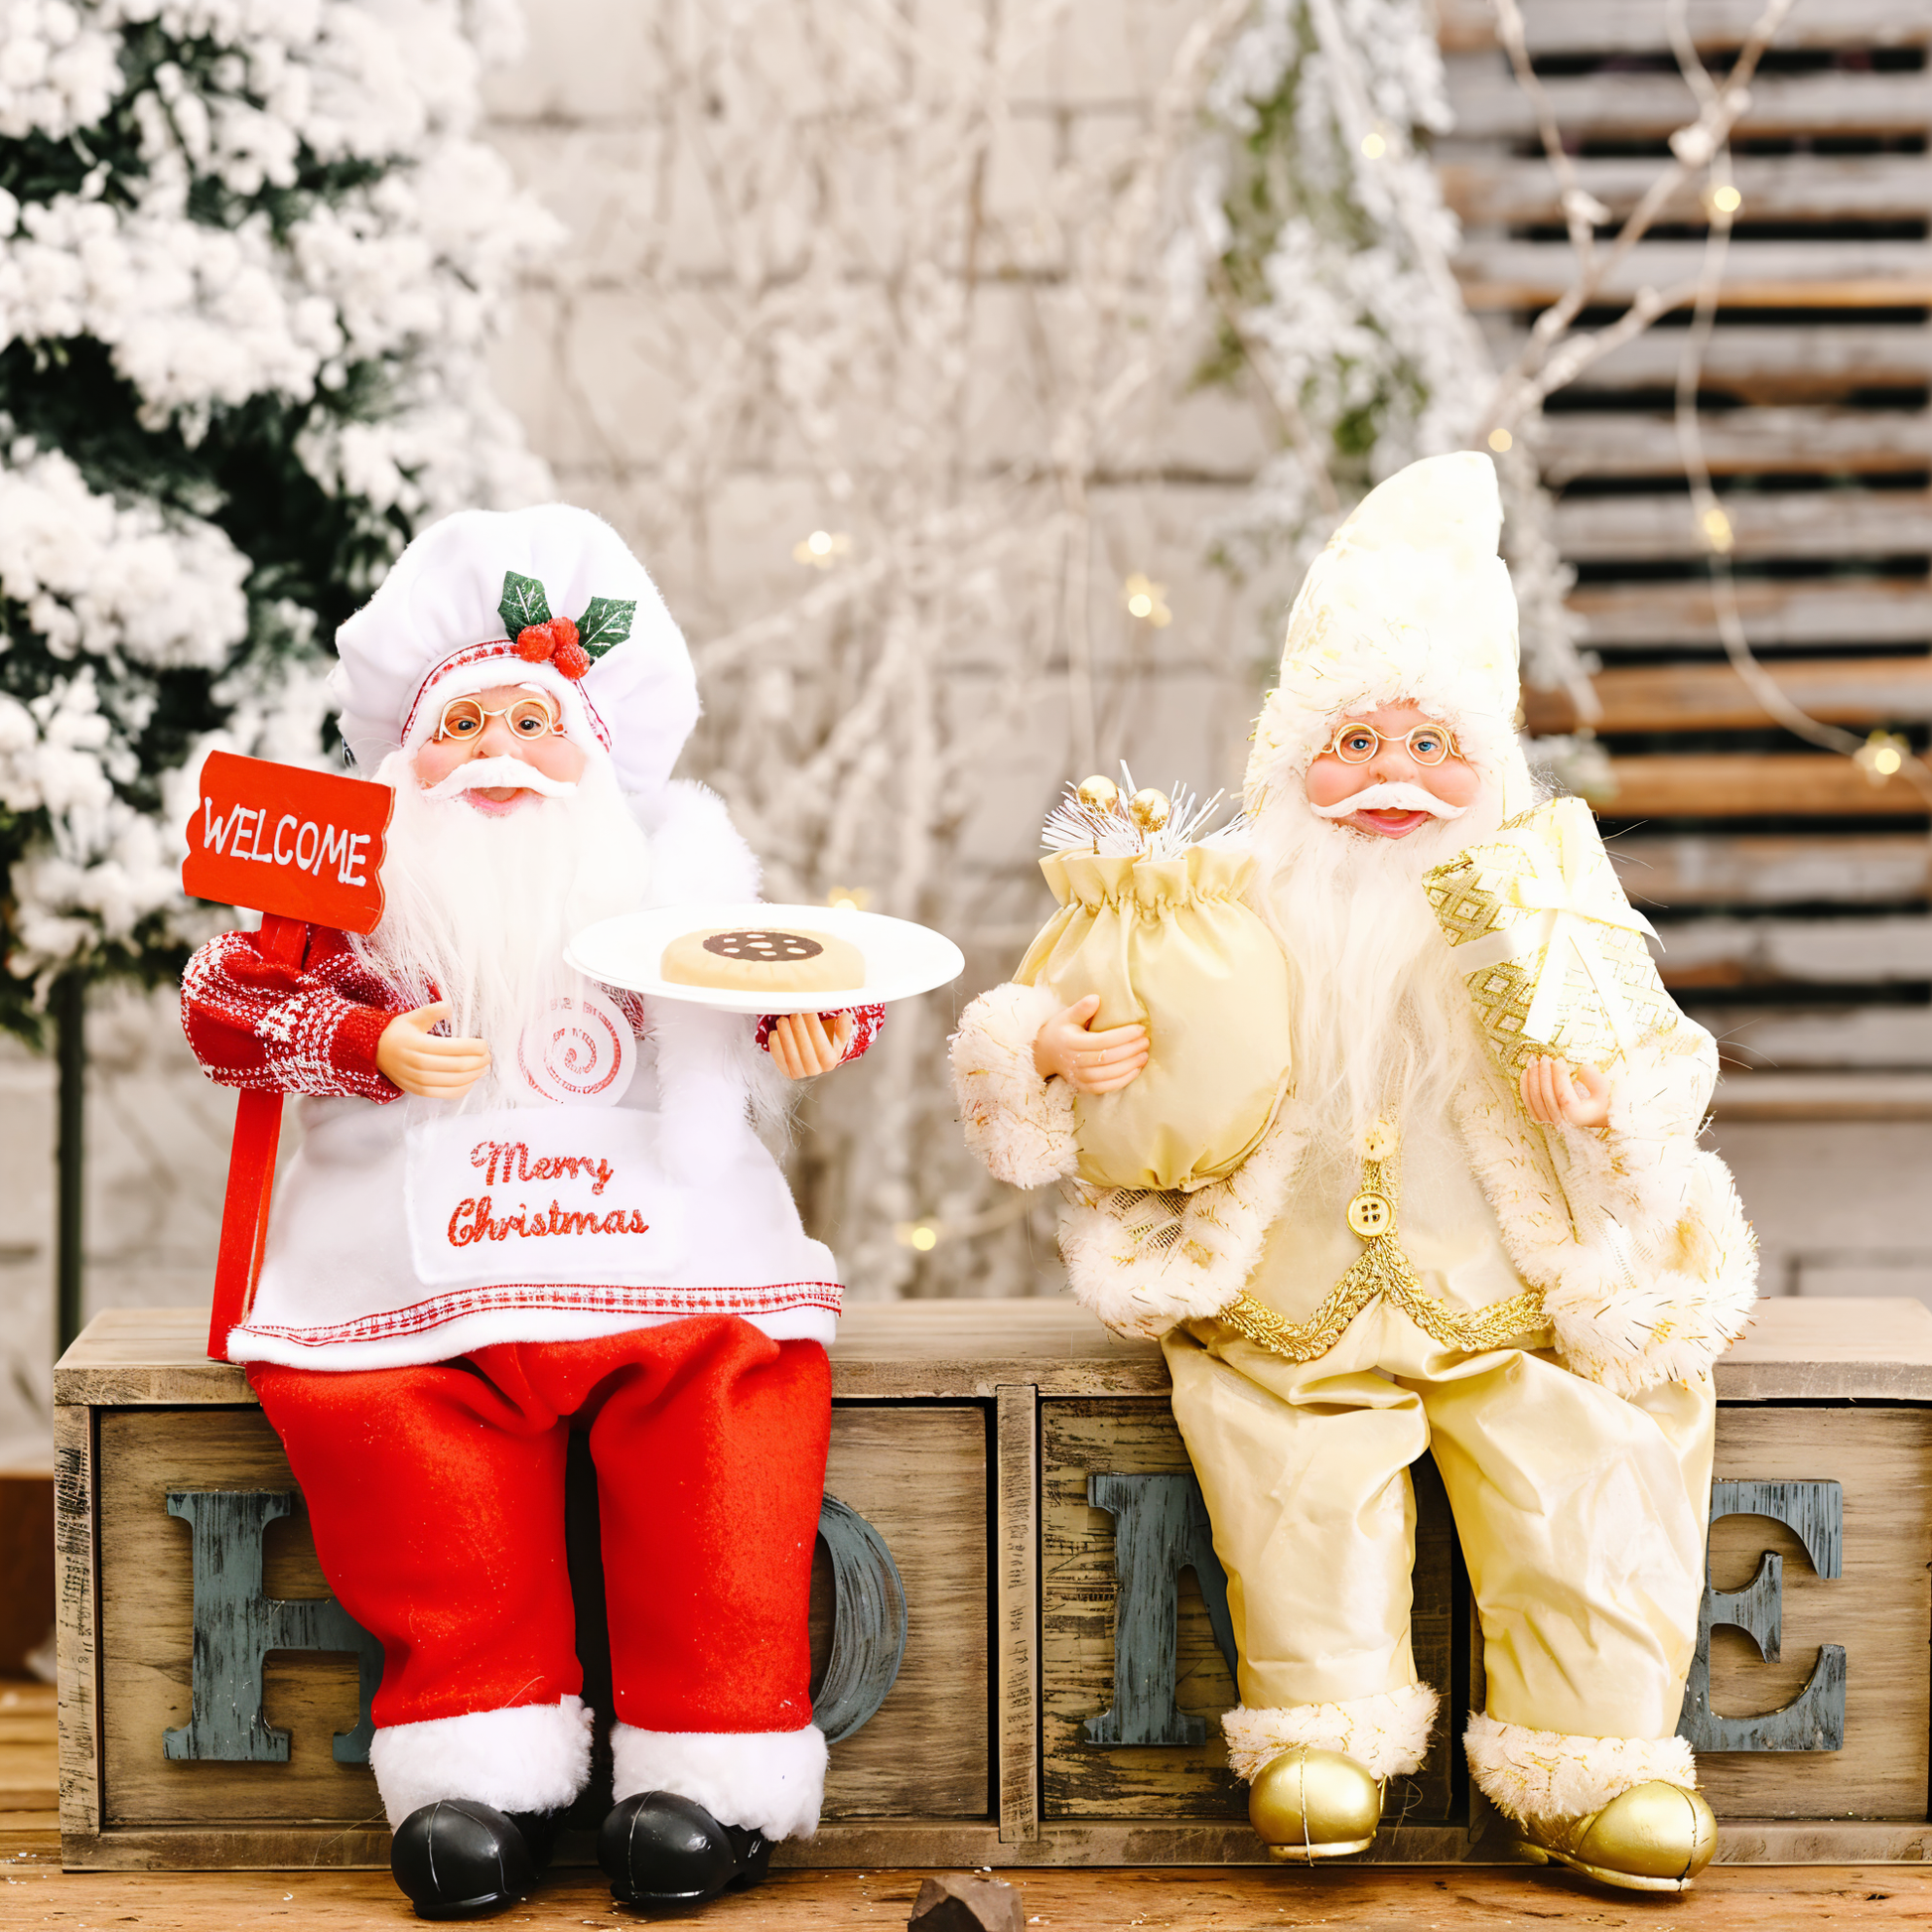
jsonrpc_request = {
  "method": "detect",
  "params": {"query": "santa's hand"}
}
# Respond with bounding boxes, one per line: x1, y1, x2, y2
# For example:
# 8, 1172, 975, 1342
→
1033, 994, 1150, 1095
1520, 1053, 1611, 1130
375, 1003, 491, 1099
766, 1010, 857, 1080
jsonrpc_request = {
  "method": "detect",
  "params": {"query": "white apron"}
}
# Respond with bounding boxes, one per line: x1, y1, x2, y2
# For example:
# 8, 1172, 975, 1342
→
229, 997, 840, 1371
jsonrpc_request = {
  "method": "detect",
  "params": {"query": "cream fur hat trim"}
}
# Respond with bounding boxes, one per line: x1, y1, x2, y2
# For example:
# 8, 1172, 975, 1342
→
1243, 452, 1533, 815
330, 504, 699, 800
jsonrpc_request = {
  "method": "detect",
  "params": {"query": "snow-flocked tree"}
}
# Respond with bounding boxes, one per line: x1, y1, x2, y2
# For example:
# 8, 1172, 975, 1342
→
0, 0, 557, 1041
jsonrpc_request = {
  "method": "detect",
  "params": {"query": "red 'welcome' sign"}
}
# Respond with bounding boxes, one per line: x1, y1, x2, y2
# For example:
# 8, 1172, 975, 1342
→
182, 753, 394, 1364
183, 751, 393, 935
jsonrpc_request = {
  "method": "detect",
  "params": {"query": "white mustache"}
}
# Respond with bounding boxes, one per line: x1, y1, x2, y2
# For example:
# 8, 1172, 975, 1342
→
1311, 780, 1467, 821
422, 757, 580, 802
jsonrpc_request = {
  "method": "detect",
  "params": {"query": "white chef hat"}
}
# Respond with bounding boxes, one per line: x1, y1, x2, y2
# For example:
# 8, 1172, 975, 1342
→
329, 504, 699, 800
1243, 452, 1533, 815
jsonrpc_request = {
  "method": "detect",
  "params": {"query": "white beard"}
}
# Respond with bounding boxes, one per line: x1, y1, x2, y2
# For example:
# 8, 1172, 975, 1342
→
355, 748, 653, 1108
1251, 778, 1507, 1151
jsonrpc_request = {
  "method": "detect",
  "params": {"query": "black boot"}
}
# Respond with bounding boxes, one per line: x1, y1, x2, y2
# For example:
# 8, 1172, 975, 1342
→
598, 1790, 771, 1906
390, 1800, 543, 1919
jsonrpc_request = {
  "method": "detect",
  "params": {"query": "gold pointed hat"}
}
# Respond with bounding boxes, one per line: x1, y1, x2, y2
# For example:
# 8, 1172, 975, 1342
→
1243, 452, 1530, 813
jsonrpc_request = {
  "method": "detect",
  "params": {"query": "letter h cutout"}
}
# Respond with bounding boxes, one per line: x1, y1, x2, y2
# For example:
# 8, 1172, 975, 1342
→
163, 1490, 382, 1764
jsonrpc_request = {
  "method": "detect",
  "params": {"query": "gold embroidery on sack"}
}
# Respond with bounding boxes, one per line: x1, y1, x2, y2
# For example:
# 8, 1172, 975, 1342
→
1217, 1151, 1545, 1363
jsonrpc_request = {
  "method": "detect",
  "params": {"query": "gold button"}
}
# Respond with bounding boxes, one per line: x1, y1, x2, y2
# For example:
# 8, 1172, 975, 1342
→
1347, 1191, 1394, 1238
1360, 1120, 1399, 1161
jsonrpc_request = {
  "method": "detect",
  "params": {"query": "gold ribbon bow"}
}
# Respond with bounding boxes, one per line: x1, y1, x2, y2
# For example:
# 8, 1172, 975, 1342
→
1446, 798, 1659, 1057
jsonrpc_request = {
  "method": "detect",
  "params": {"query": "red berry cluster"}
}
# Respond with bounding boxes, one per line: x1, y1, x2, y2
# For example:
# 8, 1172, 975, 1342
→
515, 618, 590, 679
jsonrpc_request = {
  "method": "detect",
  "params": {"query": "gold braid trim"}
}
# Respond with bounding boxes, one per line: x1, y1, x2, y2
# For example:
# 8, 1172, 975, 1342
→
1216, 1147, 1547, 1365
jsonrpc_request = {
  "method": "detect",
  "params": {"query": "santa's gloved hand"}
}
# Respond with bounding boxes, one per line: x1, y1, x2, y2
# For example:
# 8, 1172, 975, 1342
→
376, 1002, 491, 1099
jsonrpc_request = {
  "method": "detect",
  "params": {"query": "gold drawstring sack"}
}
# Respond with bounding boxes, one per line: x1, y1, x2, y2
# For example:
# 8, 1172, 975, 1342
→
1014, 843, 1293, 1192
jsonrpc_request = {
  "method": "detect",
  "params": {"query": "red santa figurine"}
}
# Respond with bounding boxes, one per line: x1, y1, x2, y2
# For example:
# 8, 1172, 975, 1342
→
181, 505, 882, 1917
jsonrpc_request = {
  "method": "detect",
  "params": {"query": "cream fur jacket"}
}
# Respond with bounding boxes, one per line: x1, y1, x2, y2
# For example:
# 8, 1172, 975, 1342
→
950, 970, 1758, 1399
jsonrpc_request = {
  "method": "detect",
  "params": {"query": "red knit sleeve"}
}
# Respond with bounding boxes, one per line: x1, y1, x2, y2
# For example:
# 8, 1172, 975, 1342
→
180, 927, 410, 1102
754, 1004, 886, 1064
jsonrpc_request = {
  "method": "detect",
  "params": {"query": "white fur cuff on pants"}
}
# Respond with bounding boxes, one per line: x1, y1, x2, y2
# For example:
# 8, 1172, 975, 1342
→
367, 1695, 593, 1829
1463, 1713, 1697, 1824
1222, 1682, 1439, 1782
611, 1722, 828, 1842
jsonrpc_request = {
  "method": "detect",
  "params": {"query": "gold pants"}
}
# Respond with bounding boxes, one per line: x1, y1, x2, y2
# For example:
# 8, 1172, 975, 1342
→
1164, 1299, 1716, 1741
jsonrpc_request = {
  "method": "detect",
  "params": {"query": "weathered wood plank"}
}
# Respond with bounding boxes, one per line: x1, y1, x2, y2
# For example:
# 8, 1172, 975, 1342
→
1713, 1070, 1932, 1120
1567, 580, 1931, 650
53, 1402, 97, 1845
996, 1385, 1038, 1846
1444, 61, 1932, 140
1600, 753, 1931, 818
1458, 239, 1932, 311
1527, 655, 1932, 734
1650, 913, 1932, 987
1686, 1001, 1932, 1067
1607, 832, 1932, 907
53, 1301, 1932, 1405
1481, 322, 1932, 405
1443, 153, 1932, 228
1536, 410, 1932, 485
1438, 0, 1932, 55
1554, 489, 1932, 562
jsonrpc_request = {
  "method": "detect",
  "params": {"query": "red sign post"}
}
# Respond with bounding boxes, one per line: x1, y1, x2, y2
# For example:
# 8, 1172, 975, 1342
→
184, 753, 392, 1362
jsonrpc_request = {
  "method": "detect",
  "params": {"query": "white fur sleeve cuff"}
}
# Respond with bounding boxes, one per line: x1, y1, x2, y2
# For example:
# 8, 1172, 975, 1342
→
950, 981, 1077, 1189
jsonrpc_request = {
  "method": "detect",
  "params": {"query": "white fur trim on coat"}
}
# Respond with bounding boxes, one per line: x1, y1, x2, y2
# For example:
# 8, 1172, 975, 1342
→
950, 981, 1077, 1189
1056, 1103, 1306, 1337
1223, 1683, 1440, 1783
1454, 1041, 1757, 1397
1463, 1712, 1696, 1824
610, 1722, 828, 1841
367, 1695, 593, 1828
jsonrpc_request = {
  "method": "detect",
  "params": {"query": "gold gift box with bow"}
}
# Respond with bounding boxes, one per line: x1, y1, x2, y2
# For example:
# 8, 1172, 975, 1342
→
1423, 795, 1678, 1081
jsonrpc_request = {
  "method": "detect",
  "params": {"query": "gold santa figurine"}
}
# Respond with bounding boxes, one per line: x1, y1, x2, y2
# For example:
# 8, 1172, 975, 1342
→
950, 453, 1756, 1892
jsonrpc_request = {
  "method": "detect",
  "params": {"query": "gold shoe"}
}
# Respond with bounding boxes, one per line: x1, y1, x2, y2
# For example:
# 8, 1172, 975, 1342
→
1516, 1781, 1717, 1892
1248, 1745, 1384, 1863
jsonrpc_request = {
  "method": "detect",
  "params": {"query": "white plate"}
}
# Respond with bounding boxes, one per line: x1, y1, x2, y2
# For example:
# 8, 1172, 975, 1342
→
565, 901, 966, 1016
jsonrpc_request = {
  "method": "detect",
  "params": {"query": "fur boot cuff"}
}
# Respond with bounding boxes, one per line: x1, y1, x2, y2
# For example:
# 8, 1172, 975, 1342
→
610, 1722, 829, 1842
1463, 1713, 1697, 1824
950, 981, 1077, 1189
1222, 1682, 1440, 1782
367, 1694, 593, 1829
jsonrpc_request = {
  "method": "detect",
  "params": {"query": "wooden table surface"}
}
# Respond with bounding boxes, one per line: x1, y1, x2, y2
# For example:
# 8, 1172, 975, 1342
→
6, 1679, 1931, 1926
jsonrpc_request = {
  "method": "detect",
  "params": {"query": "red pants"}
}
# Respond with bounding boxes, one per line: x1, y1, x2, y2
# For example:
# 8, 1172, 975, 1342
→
250, 1316, 832, 1734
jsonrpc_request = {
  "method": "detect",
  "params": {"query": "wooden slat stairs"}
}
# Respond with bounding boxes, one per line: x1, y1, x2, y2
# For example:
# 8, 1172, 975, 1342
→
1440, 0, 1932, 1085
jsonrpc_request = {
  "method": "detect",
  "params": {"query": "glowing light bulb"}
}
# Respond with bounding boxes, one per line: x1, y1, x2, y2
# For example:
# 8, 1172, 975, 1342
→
1710, 184, 1743, 214
1127, 592, 1153, 618
1121, 574, 1173, 627
1874, 746, 1903, 776
792, 529, 851, 568
1360, 131, 1386, 160
896, 1220, 941, 1251
1700, 505, 1733, 553
1487, 427, 1513, 454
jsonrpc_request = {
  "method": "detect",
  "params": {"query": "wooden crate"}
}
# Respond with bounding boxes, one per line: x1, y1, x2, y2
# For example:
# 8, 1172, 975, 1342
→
55, 1298, 1932, 1869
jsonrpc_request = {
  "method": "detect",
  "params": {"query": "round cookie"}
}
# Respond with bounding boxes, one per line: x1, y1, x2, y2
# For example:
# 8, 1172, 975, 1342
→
661, 925, 865, 994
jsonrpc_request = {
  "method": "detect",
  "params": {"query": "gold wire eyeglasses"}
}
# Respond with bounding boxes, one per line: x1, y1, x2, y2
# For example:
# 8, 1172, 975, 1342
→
435, 695, 562, 743
1321, 720, 1460, 766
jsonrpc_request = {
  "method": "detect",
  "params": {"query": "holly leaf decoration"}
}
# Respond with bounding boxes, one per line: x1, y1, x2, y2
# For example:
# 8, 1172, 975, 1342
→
498, 570, 552, 638
576, 595, 637, 659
